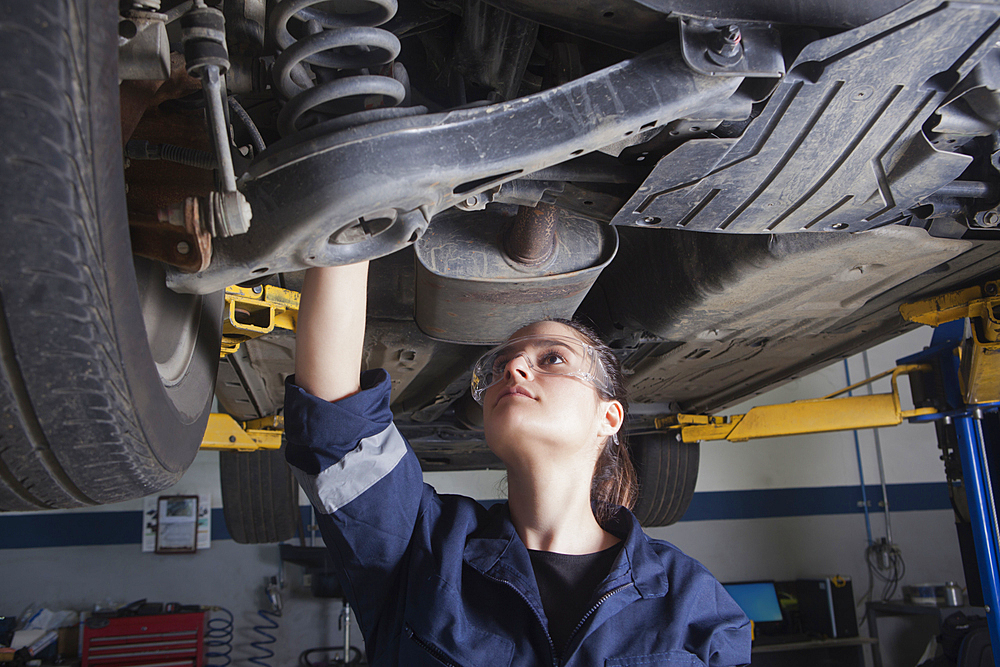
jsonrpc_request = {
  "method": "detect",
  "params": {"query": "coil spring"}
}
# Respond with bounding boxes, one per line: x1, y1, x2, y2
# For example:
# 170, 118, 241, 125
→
270, 0, 409, 137
249, 609, 280, 667
205, 607, 234, 667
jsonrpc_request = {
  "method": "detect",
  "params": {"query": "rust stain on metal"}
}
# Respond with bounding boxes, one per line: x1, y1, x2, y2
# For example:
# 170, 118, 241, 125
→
130, 197, 212, 272
473, 283, 585, 305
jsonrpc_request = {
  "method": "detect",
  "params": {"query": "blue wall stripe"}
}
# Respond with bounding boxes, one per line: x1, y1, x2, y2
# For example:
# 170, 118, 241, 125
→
0, 482, 953, 549
680, 482, 952, 522
0, 509, 234, 550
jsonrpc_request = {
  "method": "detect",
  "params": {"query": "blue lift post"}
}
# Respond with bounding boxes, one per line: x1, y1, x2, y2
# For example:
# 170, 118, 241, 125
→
899, 300, 1000, 660
954, 414, 1000, 657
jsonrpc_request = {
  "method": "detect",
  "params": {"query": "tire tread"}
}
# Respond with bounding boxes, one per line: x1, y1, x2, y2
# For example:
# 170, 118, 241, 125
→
0, 0, 211, 510
631, 433, 700, 527
220, 448, 299, 544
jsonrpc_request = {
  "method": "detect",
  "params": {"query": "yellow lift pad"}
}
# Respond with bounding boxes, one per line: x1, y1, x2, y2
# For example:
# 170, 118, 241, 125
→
221, 284, 300, 357
201, 413, 282, 451
901, 279, 1000, 405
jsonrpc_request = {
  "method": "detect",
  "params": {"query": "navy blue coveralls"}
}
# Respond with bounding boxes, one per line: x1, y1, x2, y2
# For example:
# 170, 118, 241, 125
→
285, 370, 752, 666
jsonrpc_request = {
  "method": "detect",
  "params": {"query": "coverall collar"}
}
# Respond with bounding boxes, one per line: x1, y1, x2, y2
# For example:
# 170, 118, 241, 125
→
463, 502, 670, 600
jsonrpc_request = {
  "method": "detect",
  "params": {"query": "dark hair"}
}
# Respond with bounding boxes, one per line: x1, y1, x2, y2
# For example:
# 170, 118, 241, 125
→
549, 319, 637, 526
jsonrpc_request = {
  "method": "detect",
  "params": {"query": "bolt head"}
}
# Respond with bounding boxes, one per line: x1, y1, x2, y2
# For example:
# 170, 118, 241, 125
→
709, 24, 743, 62
176, 241, 191, 255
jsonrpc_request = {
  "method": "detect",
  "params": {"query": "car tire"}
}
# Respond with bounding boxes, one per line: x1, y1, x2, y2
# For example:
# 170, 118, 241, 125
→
219, 449, 300, 544
0, 0, 222, 510
631, 433, 700, 527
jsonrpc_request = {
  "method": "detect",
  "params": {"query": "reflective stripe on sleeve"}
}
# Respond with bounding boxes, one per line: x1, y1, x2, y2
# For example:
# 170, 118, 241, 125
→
293, 423, 408, 515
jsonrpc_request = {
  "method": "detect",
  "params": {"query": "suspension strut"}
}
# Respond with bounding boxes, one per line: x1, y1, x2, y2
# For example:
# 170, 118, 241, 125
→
269, 0, 417, 137
180, 0, 253, 237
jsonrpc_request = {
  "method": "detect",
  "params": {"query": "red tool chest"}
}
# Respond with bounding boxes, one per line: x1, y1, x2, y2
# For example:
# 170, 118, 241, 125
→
82, 612, 206, 667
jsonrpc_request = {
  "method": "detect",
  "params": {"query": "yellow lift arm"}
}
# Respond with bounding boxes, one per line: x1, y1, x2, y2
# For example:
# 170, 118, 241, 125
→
655, 365, 937, 443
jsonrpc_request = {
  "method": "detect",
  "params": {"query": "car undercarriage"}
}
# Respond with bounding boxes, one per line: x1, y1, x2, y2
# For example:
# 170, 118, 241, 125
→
2, 0, 1000, 528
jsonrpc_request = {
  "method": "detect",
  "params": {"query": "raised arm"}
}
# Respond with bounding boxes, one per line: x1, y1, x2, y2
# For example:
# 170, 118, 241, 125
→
294, 262, 369, 402
286, 259, 431, 655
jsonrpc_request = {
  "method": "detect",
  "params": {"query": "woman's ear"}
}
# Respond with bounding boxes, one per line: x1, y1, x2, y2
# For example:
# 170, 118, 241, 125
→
597, 399, 624, 439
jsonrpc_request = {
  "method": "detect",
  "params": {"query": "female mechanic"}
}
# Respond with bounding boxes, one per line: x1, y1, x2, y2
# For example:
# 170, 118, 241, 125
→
285, 261, 751, 666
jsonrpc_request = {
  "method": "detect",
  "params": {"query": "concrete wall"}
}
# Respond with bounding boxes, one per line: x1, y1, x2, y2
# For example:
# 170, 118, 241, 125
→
0, 325, 974, 667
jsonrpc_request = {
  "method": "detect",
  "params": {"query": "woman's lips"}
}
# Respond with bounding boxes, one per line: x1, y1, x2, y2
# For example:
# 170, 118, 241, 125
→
496, 386, 535, 404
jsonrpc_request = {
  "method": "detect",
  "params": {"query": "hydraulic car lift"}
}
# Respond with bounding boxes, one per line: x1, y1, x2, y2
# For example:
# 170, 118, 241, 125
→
652, 281, 1000, 654
898, 281, 1000, 658
202, 280, 1000, 656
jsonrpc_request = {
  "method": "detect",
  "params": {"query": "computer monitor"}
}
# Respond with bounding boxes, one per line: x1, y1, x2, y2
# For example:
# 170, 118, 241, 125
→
722, 581, 784, 623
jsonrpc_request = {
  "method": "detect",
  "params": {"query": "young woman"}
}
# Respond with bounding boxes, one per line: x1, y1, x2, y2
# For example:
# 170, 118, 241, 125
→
286, 261, 751, 666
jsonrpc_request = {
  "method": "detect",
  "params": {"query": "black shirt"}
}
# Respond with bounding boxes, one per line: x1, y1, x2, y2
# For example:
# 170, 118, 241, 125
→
528, 541, 624, 658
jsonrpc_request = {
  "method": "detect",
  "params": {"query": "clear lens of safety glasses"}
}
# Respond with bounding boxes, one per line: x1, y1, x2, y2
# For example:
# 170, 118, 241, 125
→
470, 334, 612, 404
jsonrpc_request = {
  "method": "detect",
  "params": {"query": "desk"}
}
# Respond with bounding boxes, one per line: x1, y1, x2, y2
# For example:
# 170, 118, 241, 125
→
866, 601, 980, 667
751, 636, 875, 666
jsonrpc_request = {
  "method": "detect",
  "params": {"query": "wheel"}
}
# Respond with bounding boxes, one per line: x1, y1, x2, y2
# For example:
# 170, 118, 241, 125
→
630, 433, 700, 527
220, 449, 299, 544
0, 0, 222, 510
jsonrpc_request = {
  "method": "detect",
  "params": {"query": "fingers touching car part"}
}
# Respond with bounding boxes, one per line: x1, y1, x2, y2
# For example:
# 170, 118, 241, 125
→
167, 42, 744, 293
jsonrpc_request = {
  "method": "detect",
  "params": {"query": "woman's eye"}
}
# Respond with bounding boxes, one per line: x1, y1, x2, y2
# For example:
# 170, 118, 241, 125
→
491, 357, 509, 375
540, 352, 566, 366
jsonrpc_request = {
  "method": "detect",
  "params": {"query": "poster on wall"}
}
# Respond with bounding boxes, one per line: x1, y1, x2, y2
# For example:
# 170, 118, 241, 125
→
142, 493, 211, 552
155, 496, 199, 553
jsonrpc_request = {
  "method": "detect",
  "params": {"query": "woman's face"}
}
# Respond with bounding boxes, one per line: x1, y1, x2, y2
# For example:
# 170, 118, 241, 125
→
481, 321, 622, 469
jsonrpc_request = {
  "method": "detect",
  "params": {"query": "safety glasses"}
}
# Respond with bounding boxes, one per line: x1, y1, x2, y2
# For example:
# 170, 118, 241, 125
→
470, 334, 612, 404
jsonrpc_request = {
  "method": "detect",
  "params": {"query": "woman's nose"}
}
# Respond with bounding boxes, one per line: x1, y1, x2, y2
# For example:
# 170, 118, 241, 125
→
505, 353, 533, 379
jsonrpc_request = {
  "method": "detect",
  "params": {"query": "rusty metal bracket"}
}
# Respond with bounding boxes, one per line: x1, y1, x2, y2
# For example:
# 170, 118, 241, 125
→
655, 364, 936, 443
221, 284, 299, 357
901, 279, 1000, 404
130, 197, 213, 273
